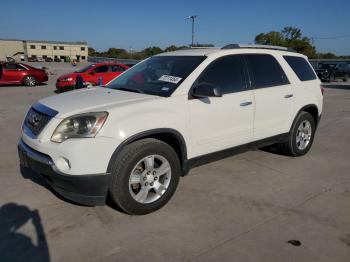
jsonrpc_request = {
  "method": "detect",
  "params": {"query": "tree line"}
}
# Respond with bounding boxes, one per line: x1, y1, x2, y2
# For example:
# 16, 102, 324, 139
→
88, 27, 348, 60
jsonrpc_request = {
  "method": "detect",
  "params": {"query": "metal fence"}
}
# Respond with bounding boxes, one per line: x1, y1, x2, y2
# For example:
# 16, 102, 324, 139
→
88, 56, 140, 65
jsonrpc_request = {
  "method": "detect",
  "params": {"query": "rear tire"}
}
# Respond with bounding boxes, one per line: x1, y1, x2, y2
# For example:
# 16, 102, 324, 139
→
23, 76, 37, 86
282, 112, 316, 157
108, 138, 180, 215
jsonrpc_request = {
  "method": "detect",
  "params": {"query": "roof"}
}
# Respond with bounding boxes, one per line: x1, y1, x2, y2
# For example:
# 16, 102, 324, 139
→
156, 48, 221, 56
0, 38, 87, 45
156, 44, 302, 57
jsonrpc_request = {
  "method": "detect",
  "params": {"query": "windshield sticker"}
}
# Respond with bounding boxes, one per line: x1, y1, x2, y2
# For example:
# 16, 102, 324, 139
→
158, 75, 182, 84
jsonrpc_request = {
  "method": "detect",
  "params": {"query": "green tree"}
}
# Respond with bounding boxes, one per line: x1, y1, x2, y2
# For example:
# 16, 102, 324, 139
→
88, 47, 97, 56
255, 27, 316, 58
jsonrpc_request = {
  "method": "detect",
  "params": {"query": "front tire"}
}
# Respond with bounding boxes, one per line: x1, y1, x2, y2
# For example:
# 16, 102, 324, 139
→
108, 138, 180, 215
282, 112, 316, 156
23, 76, 37, 86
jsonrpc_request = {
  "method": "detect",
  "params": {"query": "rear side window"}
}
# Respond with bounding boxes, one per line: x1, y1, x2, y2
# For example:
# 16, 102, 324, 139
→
196, 55, 247, 94
283, 56, 317, 81
246, 54, 289, 88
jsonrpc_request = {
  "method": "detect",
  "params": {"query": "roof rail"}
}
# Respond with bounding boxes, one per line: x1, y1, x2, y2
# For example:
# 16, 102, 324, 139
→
221, 44, 295, 52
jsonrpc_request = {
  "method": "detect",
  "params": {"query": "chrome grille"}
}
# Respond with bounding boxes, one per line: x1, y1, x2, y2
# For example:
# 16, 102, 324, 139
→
24, 108, 52, 136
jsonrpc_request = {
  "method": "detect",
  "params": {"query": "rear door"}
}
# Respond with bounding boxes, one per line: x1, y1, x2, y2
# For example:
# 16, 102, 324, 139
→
189, 55, 254, 157
245, 54, 293, 140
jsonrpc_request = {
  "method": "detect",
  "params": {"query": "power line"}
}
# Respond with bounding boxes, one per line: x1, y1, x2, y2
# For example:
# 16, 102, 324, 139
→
313, 34, 350, 40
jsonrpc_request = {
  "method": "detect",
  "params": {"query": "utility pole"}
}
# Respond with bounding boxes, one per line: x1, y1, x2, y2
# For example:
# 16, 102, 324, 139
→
187, 15, 198, 46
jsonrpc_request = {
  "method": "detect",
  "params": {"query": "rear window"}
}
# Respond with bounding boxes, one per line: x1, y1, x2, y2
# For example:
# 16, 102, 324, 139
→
283, 56, 317, 81
245, 54, 289, 88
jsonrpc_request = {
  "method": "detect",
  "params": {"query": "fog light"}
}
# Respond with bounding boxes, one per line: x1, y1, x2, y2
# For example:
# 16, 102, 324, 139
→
56, 157, 71, 171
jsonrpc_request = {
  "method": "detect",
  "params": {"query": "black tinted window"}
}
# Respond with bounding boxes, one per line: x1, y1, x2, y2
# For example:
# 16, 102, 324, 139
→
283, 56, 317, 81
94, 65, 109, 73
111, 65, 125, 72
5, 64, 17, 70
197, 55, 246, 94
246, 54, 289, 88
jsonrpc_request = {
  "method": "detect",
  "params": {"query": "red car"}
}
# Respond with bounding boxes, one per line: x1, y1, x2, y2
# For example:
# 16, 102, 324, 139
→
0, 62, 48, 86
56, 63, 129, 92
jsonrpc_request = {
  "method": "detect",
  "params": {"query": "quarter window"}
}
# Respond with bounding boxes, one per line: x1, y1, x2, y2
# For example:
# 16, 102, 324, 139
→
283, 56, 317, 81
196, 55, 246, 94
246, 54, 289, 88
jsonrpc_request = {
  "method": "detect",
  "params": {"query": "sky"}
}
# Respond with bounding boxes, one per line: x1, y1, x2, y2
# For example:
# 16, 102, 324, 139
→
1, 0, 350, 55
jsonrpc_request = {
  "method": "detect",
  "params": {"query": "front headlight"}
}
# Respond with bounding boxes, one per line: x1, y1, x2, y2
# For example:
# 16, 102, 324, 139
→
63, 77, 73, 82
51, 112, 108, 143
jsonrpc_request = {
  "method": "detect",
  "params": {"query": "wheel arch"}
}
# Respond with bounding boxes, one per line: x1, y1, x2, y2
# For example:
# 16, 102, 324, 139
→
291, 104, 320, 132
107, 128, 188, 176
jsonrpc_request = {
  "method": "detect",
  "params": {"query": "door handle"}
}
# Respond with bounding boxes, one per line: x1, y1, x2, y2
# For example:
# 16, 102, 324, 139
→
240, 101, 253, 107
284, 94, 293, 98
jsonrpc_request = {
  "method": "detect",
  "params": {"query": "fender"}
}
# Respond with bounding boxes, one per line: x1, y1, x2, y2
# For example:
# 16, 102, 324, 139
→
289, 104, 320, 132
106, 128, 188, 175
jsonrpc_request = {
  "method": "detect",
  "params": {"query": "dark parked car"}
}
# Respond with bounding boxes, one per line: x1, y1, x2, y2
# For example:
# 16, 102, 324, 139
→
0, 62, 48, 86
28, 57, 38, 62
315, 63, 350, 82
54, 57, 62, 62
45, 57, 53, 62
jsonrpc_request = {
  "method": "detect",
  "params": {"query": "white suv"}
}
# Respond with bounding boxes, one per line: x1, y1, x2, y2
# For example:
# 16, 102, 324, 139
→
18, 44, 323, 215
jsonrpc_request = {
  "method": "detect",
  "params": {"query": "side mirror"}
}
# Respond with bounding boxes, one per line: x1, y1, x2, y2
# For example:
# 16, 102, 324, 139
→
192, 82, 222, 98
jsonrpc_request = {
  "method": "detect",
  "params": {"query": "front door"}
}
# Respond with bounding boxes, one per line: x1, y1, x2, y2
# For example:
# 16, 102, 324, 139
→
189, 55, 254, 158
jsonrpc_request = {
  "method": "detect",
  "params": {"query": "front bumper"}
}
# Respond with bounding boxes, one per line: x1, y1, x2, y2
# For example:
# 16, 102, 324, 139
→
18, 139, 109, 206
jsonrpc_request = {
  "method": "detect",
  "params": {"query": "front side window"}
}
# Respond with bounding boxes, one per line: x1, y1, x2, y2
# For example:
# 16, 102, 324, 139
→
94, 65, 109, 73
107, 56, 206, 97
196, 55, 247, 94
246, 54, 289, 88
283, 56, 317, 81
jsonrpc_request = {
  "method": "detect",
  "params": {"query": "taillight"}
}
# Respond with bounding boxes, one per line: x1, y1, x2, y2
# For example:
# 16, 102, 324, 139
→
320, 86, 325, 96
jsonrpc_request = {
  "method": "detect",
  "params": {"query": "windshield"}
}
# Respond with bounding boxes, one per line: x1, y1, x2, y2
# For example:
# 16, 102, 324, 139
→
319, 64, 335, 70
75, 64, 95, 73
107, 56, 206, 97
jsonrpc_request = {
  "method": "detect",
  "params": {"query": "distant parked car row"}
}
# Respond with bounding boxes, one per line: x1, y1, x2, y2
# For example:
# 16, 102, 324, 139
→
315, 62, 350, 82
0, 61, 48, 86
28, 57, 62, 62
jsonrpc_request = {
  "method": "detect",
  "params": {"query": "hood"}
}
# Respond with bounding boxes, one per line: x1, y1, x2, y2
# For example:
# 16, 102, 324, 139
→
38, 87, 159, 118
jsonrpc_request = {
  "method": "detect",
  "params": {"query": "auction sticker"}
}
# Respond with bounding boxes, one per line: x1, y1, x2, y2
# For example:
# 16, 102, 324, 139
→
158, 75, 182, 84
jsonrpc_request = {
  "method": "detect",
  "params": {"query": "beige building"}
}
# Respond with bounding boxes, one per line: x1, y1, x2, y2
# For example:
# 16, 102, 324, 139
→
0, 39, 88, 61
